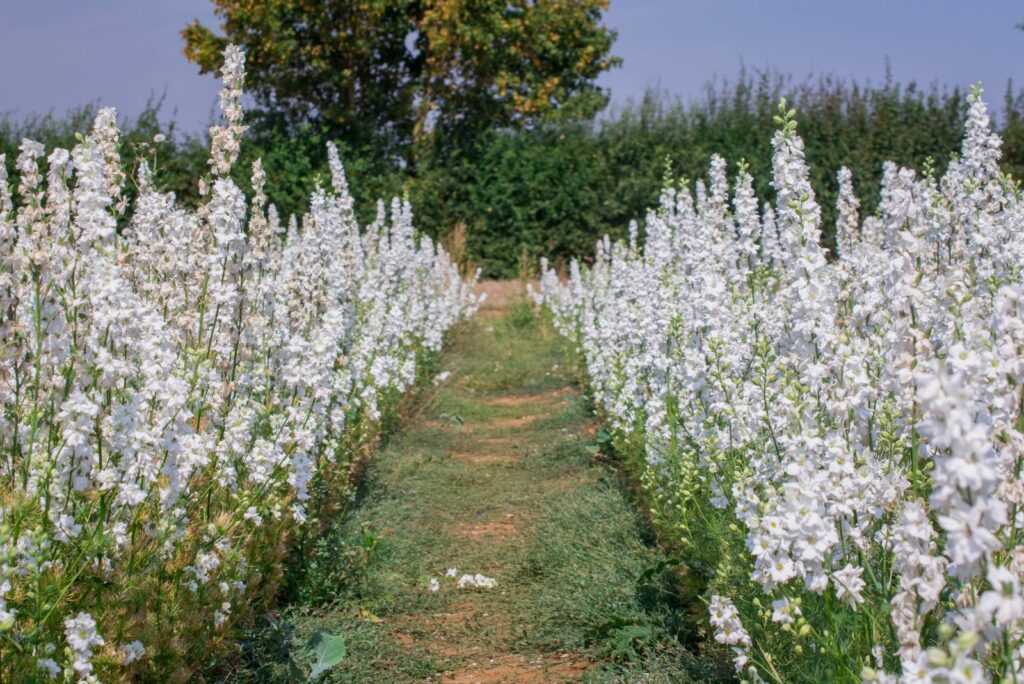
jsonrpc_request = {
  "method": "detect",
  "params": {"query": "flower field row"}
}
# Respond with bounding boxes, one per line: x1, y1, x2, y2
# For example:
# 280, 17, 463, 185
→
0, 46, 476, 681
540, 89, 1024, 681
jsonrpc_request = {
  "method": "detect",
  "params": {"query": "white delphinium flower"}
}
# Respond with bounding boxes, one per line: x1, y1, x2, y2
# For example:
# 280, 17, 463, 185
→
976, 565, 1024, 630
53, 514, 83, 543
44, 147, 73, 235
208, 45, 247, 178
243, 507, 263, 527
91, 107, 126, 211
16, 138, 45, 193
831, 564, 866, 609
120, 640, 145, 664
36, 658, 60, 680
64, 612, 104, 680
733, 166, 761, 279
0, 153, 12, 218
889, 500, 947, 663
457, 573, 496, 590
770, 597, 799, 625
709, 596, 752, 672
71, 138, 117, 252
15, 138, 50, 272
835, 166, 859, 258
916, 361, 1004, 580
214, 601, 231, 628
185, 550, 221, 586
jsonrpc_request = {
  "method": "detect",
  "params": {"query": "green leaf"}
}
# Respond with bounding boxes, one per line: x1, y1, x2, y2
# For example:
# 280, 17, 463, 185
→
438, 412, 465, 427
307, 630, 346, 679
288, 656, 304, 682
635, 556, 682, 587
609, 623, 661, 660
360, 531, 379, 551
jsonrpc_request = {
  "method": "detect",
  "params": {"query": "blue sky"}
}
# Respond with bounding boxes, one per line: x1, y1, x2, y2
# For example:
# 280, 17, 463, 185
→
1, 1, 1021, 134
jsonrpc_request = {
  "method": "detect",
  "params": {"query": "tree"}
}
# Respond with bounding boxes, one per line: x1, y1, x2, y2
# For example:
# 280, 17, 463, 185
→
413, 1, 618, 149
183, 1, 417, 160
182, 0, 619, 163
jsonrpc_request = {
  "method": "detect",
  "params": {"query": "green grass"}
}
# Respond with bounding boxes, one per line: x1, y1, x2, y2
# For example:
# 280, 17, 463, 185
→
223, 300, 730, 683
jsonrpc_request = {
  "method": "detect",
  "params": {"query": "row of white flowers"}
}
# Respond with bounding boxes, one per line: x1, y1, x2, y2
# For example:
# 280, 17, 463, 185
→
540, 89, 1024, 681
0, 46, 476, 681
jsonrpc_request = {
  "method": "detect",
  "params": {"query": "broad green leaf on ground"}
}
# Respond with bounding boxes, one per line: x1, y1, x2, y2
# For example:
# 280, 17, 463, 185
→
307, 630, 347, 679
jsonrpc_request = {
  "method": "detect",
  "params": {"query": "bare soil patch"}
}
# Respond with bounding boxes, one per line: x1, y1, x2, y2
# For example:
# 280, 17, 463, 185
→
480, 387, 571, 407
451, 451, 520, 465
439, 653, 590, 683
475, 415, 538, 430
476, 437, 518, 449
450, 521, 521, 540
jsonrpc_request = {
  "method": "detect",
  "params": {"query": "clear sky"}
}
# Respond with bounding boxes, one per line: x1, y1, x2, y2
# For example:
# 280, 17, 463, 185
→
1, 1, 1021, 134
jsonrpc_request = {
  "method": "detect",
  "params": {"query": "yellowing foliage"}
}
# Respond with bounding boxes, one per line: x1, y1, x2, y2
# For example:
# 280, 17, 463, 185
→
182, 0, 619, 158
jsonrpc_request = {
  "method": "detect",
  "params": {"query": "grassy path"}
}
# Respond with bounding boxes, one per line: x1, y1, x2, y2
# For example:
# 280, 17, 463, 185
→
238, 284, 727, 683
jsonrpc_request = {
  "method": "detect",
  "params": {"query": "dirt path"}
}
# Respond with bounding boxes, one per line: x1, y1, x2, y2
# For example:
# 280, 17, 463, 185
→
384, 282, 595, 682
243, 282, 726, 683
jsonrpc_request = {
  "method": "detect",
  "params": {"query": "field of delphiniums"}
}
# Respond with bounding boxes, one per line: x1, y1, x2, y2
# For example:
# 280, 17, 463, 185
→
540, 88, 1024, 682
0, 45, 476, 681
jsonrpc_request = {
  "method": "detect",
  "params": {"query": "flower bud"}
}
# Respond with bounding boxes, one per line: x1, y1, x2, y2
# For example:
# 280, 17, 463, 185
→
925, 648, 948, 668
955, 631, 978, 653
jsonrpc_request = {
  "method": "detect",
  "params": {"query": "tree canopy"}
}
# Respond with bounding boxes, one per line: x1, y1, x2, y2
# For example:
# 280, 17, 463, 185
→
182, 0, 619, 161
